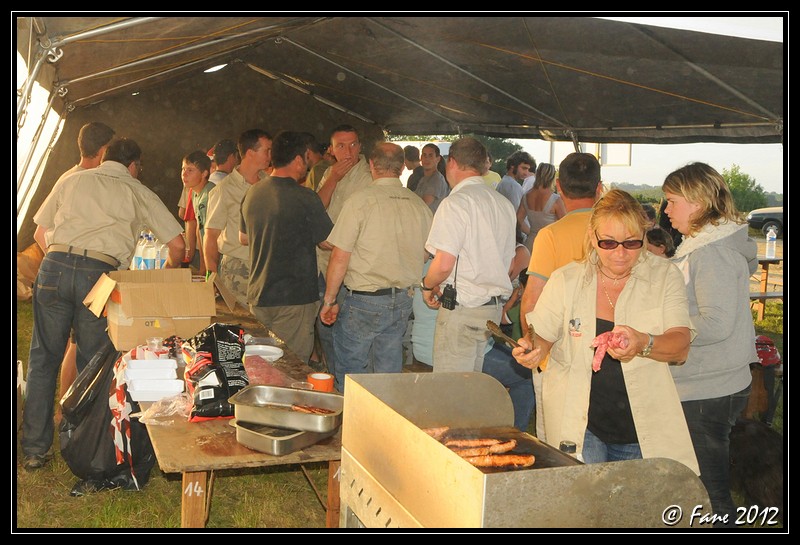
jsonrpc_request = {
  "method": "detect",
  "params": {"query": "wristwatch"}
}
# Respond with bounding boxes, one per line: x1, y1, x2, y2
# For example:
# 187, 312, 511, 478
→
420, 278, 433, 291
638, 333, 654, 357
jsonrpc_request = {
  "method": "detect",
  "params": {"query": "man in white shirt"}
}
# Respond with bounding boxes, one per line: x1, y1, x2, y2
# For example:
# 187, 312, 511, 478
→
422, 137, 516, 373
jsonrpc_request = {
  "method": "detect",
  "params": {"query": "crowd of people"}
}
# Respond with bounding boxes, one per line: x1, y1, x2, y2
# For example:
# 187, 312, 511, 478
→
22, 123, 761, 526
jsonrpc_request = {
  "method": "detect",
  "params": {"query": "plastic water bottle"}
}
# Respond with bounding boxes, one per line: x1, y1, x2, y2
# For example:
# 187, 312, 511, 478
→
141, 234, 157, 270
765, 226, 777, 258
131, 231, 147, 270
158, 242, 169, 269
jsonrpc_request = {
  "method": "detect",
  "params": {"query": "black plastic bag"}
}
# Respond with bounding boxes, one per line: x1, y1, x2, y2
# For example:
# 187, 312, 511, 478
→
59, 340, 156, 493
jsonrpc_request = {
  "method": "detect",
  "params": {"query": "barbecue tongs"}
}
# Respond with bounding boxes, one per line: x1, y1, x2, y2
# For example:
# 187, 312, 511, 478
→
486, 321, 542, 372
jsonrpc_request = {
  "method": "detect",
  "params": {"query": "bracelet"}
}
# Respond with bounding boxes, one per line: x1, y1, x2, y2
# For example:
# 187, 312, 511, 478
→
322, 300, 338, 307
638, 333, 654, 357
420, 278, 433, 291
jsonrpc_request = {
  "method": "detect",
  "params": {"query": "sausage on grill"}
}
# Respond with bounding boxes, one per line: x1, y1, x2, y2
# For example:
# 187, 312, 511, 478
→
463, 454, 535, 468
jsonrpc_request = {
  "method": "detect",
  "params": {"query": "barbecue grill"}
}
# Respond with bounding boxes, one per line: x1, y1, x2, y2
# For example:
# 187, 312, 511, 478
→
340, 372, 709, 529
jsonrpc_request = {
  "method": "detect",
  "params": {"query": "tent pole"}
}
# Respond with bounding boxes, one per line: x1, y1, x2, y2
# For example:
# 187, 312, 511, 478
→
17, 88, 59, 193
367, 17, 568, 129
60, 19, 307, 87
18, 17, 160, 126
279, 36, 458, 129
17, 105, 65, 220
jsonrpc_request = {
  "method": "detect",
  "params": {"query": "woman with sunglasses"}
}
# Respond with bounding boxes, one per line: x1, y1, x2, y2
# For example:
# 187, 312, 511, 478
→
511, 189, 699, 474
662, 163, 758, 525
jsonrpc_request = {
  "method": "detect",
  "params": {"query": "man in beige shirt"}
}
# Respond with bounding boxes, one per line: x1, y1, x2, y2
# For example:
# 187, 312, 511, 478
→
314, 124, 373, 376
23, 137, 184, 471
320, 142, 433, 392
204, 129, 272, 309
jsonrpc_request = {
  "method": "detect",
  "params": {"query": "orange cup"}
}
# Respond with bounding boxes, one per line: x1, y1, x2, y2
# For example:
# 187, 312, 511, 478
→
307, 372, 334, 392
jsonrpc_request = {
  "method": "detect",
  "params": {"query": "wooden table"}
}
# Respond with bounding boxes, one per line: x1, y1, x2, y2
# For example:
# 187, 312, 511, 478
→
751, 256, 784, 321
141, 300, 341, 528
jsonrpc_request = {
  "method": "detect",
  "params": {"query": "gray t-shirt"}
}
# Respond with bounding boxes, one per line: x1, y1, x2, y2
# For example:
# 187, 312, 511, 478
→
414, 171, 449, 214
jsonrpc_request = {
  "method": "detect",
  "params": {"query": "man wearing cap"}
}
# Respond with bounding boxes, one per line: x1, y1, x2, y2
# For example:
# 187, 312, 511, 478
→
23, 137, 185, 471
204, 129, 272, 309
422, 137, 516, 374
320, 142, 432, 391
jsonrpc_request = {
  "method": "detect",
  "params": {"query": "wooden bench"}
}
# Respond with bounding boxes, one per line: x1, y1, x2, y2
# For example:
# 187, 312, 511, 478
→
750, 291, 784, 321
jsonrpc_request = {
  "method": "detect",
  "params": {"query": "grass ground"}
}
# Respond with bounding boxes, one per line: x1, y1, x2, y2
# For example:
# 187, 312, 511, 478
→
14, 292, 784, 529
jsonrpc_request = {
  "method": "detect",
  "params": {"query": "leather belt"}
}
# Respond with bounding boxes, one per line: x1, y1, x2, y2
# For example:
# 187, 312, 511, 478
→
482, 296, 502, 306
348, 286, 409, 296
47, 244, 120, 267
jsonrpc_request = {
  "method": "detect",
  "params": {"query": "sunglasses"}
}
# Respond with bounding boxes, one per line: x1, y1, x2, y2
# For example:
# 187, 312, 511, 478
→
595, 232, 645, 250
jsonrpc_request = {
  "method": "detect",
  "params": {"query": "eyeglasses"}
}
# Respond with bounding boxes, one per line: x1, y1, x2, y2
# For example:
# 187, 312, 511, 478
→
595, 232, 645, 250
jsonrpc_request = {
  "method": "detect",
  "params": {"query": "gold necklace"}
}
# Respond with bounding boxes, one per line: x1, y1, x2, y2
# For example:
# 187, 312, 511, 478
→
597, 266, 632, 286
600, 275, 617, 309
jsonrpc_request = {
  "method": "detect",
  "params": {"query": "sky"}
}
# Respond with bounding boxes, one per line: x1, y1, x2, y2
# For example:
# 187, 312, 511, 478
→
511, 140, 785, 194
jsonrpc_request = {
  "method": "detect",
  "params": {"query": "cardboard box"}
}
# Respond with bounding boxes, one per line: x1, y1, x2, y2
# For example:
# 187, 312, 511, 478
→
84, 269, 216, 351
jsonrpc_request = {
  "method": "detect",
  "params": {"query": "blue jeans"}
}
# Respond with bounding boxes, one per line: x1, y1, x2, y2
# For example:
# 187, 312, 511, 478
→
333, 289, 412, 392
582, 428, 643, 464
681, 386, 751, 525
22, 252, 116, 457
482, 343, 534, 431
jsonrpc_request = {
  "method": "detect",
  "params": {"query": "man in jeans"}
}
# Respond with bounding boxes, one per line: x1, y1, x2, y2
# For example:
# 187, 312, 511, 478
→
422, 137, 516, 373
22, 137, 184, 471
319, 142, 432, 392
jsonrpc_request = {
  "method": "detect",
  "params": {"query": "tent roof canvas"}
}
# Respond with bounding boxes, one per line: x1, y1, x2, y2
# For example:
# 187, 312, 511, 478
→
17, 15, 785, 144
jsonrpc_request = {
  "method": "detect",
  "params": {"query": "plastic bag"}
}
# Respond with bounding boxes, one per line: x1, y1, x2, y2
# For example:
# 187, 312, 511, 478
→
59, 339, 155, 492
182, 323, 249, 422
136, 392, 193, 425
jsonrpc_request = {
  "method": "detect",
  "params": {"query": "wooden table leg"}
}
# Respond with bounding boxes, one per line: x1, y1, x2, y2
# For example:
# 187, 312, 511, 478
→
182, 470, 211, 528
756, 264, 770, 321
326, 460, 341, 528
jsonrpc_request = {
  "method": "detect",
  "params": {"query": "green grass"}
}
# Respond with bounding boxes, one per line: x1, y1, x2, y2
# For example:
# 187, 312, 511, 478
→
14, 297, 330, 529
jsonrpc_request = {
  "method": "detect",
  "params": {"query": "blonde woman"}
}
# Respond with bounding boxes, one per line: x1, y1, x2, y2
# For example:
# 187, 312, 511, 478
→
512, 189, 698, 474
517, 163, 566, 253
662, 162, 758, 526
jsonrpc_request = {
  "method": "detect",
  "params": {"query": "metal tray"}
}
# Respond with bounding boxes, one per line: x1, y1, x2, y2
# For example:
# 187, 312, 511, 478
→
228, 384, 343, 433
231, 419, 337, 456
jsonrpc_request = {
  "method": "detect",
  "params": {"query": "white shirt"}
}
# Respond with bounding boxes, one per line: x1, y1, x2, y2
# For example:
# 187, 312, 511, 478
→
425, 177, 516, 307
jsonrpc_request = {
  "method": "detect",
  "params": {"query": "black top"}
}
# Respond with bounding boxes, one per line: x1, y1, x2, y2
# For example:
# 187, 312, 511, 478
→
406, 165, 425, 192
239, 176, 333, 306
586, 318, 638, 444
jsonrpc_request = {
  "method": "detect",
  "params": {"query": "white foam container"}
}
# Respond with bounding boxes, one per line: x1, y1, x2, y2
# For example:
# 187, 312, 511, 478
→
127, 379, 185, 401
243, 345, 284, 362
125, 367, 177, 381
126, 358, 178, 370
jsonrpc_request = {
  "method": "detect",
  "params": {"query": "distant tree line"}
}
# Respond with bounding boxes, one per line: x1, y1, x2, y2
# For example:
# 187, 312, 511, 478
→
386, 134, 780, 212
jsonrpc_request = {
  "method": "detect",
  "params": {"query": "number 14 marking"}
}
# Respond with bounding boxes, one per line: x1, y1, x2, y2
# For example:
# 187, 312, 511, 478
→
184, 481, 205, 497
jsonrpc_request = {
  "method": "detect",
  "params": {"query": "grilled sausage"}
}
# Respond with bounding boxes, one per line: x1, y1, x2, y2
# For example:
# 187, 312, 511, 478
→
450, 439, 517, 458
463, 454, 535, 468
444, 438, 502, 448
291, 404, 335, 415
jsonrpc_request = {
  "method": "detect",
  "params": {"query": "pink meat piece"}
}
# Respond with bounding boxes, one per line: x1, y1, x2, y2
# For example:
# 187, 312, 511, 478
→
243, 354, 294, 386
590, 331, 630, 371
